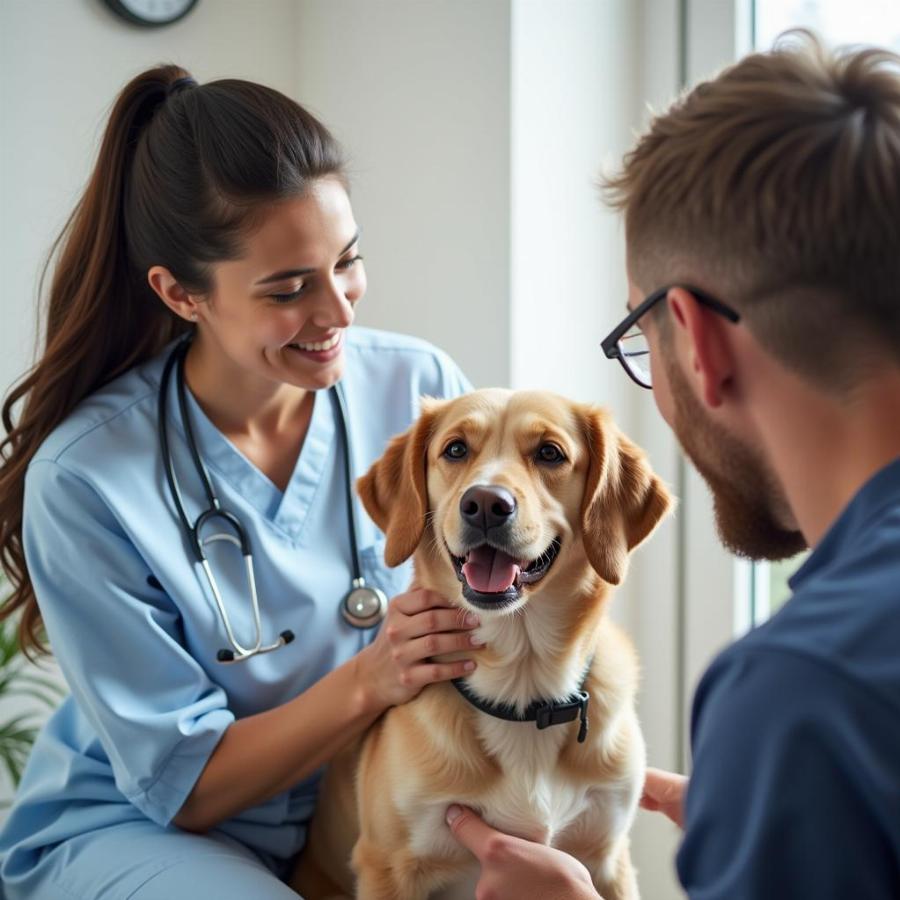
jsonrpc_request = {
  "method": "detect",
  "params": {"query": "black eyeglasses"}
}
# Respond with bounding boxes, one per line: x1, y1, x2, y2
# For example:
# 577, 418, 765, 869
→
601, 284, 741, 388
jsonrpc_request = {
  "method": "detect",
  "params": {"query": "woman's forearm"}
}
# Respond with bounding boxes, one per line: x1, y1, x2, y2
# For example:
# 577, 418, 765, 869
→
172, 650, 381, 833
171, 586, 481, 833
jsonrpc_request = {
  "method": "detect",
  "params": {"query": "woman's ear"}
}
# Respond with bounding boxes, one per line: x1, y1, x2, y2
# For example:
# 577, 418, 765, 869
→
356, 403, 441, 567
579, 405, 674, 585
147, 265, 201, 323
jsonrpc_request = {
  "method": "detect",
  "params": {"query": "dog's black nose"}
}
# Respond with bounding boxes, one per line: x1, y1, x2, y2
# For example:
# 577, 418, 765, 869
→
460, 485, 517, 532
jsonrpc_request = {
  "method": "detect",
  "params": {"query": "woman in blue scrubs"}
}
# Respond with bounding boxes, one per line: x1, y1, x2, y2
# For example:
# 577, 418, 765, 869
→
0, 66, 479, 898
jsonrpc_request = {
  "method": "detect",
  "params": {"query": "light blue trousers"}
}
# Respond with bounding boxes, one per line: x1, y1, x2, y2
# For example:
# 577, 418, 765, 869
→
3, 820, 302, 899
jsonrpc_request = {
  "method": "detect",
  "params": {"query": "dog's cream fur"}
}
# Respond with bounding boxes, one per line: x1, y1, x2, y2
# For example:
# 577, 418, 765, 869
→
292, 389, 672, 900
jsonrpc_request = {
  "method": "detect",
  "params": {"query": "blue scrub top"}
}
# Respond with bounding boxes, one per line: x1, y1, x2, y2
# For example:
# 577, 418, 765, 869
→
0, 326, 471, 881
677, 457, 900, 898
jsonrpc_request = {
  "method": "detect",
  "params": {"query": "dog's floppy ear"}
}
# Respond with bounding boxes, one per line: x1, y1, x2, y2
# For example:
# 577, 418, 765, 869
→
357, 401, 442, 567
580, 406, 673, 585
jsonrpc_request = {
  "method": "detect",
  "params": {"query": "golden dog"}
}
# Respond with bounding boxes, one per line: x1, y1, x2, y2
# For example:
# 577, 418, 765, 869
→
293, 389, 672, 900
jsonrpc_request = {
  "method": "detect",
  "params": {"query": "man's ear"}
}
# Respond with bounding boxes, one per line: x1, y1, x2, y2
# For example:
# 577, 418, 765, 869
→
356, 402, 441, 567
668, 287, 733, 409
579, 406, 674, 585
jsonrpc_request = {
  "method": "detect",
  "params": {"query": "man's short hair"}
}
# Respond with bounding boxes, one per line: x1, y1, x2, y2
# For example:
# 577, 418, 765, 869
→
604, 31, 900, 390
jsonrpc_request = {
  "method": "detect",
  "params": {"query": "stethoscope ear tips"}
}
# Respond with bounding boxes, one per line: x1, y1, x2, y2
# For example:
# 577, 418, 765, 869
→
217, 648, 236, 663
280, 630, 295, 645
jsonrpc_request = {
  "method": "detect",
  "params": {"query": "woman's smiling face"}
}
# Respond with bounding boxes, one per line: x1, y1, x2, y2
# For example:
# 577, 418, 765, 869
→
195, 176, 366, 392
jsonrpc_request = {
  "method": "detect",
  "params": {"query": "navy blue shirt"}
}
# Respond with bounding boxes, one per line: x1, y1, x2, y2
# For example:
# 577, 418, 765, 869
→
677, 457, 900, 899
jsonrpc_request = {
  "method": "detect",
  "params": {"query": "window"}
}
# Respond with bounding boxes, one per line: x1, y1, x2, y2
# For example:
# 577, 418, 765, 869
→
748, 0, 900, 625
755, 0, 900, 53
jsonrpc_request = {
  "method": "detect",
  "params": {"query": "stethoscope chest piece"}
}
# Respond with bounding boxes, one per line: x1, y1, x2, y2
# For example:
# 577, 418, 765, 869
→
342, 578, 388, 628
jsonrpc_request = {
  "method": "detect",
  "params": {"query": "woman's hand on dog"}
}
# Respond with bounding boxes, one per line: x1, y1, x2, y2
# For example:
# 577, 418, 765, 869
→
640, 767, 688, 828
446, 805, 601, 900
357, 589, 484, 710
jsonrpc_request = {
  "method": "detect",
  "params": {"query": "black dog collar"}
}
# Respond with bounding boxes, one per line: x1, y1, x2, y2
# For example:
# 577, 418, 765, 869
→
451, 661, 592, 744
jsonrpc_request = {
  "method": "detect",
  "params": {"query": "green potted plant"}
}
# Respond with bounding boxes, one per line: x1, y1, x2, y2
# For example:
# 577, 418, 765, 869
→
0, 579, 66, 805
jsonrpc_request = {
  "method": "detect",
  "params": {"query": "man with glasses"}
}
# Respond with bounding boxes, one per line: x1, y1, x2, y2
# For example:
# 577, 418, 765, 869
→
446, 31, 900, 899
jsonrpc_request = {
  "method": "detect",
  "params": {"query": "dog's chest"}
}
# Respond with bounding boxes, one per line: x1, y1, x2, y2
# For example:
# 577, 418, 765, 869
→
407, 720, 598, 863
477, 718, 591, 836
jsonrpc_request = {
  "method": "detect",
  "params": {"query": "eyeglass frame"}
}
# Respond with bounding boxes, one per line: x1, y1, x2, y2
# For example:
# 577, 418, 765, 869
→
601, 284, 741, 389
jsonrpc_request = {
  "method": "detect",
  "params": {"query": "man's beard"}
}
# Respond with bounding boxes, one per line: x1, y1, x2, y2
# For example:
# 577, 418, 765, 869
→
666, 359, 807, 561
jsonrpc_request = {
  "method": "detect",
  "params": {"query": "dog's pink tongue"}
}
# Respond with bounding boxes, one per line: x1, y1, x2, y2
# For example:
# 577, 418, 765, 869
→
462, 546, 520, 593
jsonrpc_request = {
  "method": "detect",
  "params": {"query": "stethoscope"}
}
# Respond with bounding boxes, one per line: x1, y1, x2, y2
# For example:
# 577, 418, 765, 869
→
157, 335, 388, 664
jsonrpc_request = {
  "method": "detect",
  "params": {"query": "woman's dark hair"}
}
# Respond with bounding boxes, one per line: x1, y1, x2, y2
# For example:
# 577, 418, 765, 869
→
0, 64, 346, 656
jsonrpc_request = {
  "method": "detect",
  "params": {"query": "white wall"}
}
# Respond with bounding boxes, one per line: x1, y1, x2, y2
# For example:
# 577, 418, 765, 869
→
292, 0, 512, 389
510, 0, 633, 411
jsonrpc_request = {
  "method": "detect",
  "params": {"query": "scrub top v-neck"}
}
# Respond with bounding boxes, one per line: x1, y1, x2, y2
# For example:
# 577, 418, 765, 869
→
178, 362, 337, 538
0, 326, 471, 884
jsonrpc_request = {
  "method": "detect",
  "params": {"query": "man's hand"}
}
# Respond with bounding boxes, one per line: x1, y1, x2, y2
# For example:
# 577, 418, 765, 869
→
640, 767, 688, 828
446, 805, 602, 900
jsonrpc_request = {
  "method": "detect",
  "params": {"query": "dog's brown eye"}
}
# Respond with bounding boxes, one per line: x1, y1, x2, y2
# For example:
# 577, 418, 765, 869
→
443, 440, 468, 461
536, 443, 566, 465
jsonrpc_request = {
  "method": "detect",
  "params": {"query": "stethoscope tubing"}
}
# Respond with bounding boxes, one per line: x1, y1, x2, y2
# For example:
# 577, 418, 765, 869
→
331, 377, 362, 582
157, 335, 384, 663
159, 337, 283, 661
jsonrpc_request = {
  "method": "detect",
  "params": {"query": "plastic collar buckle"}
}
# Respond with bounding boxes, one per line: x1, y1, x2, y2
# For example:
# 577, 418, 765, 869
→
534, 690, 590, 743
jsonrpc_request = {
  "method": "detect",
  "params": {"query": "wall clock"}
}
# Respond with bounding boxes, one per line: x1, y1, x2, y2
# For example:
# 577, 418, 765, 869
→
102, 0, 199, 28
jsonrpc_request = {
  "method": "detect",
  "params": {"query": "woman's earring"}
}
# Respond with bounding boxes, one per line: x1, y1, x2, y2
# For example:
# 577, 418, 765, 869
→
189, 311, 198, 322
